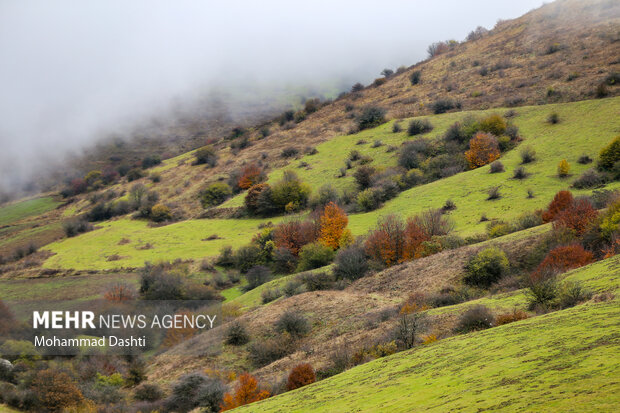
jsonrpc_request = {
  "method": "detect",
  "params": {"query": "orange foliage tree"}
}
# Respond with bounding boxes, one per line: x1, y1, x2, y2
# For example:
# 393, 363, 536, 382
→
542, 190, 574, 223
364, 215, 431, 266
104, 282, 136, 302
220, 372, 270, 411
319, 202, 349, 249
238, 164, 263, 190
286, 363, 316, 390
273, 219, 318, 256
533, 244, 594, 281
553, 199, 598, 236
31, 369, 84, 412
465, 132, 500, 168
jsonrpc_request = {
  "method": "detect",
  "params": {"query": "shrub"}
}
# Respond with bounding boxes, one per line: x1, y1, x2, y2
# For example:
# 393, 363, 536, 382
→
527, 279, 558, 310
310, 184, 339, 209
194, 145, 218, 167
273, 220, 317, 256
533, 244, 594, 279
495, 309, 529, 326
464, 247, 509, 287
221, 373, 270, 411
245, 265, 271, 290
297, 242, 336, 271
598, 135, 620, 170
398, 143, 426, 170
226, 321, 250, 346
271, 171, 311, 211
141, 154, 161, 169
410, 71, 421, 85
465, 132, 500, 168
134, 383, 164, 402
333, 245, 369, 280
234, 245, 263, 273
104, 282, 136, 302
487, 186, 501, 200
353, 165, 376, 189
168, 373, 225, 413
273, 247, 298, 273
553, 199, 598, 236
489, 161, 504, 173
407, 119, 433, 136
150, 203, 171, 222
520, 146, 537, 164
578, 154, 593, 164
31, 369, 84, 412
542, 191, 574, 222
573, 168, 605, 189
557, 281, 591, 308
478, 114, 507, 136
557, 159, 570, 177
393, 311, 424, 350
547, 112, 560, 124
200, 182, 232, 208
513, 166, 528, 180
355, 188, 380, 212
140, 266, 184, 300
455, 305, 494, 333
403, 168, 424, 187
287, 364, 316, 390
283, 279, 305, 296
216, 246, 235, 267
245, 183, 277, 216
299, 271, 336, 291
236, 164, 264, 190
275, 311, 310, 337
63, 218, 93, 237
392, 122, 402, 133
431, 99, 459, 114
356, 106, 386, 130
261, 287, 282, 304
319, 202, 350, 249
281, 147, 299, 158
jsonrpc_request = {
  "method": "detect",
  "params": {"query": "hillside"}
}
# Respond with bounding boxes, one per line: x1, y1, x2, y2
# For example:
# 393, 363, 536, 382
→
0, 1, 619, 412
235, 298, 620, 412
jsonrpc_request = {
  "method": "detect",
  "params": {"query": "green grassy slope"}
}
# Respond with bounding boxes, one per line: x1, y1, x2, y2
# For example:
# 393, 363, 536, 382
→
42, 217, 284, 270
0, 196, 60, 227
237, 298, 620, 412
41, 98, 620, 270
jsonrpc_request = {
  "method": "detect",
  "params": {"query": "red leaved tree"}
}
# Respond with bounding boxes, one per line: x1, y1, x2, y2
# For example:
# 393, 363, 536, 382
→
287, 363, 316, 390
553, 198, 598, 236
104, 282, 136, 302
319, 202, 349, 250
532, 244, 594, 281
542, 190, 574, 223
220, 373, 270, 411
238, 164, 264, 190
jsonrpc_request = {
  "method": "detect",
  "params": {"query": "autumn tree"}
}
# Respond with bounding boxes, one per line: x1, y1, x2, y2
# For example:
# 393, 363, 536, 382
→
465, 132, 500, 168
31, 369, 84, 412
319, 202, 350, 249
273, 219, 319, 256
533, 244, 593, 281
237, 163, 264, 190
557, 159, 570, 177
287, 363, 316, 390
553, 198, 598, 236
104, 282, 136, 302
542, 190, 574, 223
220, 373, 270, 411
364, 214, 434, 266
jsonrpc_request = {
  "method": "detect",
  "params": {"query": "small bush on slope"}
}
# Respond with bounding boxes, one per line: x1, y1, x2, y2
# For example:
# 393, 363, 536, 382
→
463, 247, 509, 288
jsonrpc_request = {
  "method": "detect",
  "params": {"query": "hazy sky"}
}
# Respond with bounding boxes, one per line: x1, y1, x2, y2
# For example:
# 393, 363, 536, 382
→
0, 0, 544, 193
